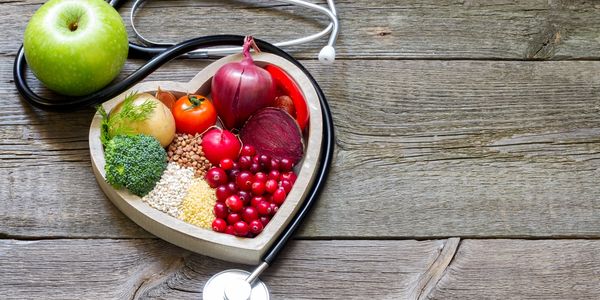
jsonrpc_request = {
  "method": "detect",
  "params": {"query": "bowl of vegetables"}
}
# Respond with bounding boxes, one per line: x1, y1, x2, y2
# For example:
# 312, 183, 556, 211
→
89, 37, 323, 264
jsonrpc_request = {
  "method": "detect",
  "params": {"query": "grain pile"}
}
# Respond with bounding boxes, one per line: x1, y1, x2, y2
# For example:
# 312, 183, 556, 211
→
142, 162, 195, 217
179, 178, 217, 229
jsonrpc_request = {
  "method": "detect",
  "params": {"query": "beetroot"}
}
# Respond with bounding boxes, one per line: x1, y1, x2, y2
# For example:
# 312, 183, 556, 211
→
240, 108, 304, 164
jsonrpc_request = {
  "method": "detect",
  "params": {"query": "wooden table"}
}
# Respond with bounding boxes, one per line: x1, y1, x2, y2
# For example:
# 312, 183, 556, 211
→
2, 1, 599, 299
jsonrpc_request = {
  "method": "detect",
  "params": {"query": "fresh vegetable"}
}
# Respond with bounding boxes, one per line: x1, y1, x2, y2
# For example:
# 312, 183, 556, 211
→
104, 134, 167, 197
201, 128, 241, 165
239, 107, 304, 164
155, 87, 176, 111
265, 64, 309, 130
103, 92, 176, 147
172, 94, 217, 134
211, 36, 276, 129
273, 95, 295, 117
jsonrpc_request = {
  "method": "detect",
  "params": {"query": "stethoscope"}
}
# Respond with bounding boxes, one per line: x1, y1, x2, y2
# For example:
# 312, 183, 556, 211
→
13, 1, 338, 299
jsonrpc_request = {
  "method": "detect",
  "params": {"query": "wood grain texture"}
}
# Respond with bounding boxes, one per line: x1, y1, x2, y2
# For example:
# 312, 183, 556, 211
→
2, 58, 600, 238
0, 239, 446, 300
2, 0, 600, 60
428, 239, 600, 299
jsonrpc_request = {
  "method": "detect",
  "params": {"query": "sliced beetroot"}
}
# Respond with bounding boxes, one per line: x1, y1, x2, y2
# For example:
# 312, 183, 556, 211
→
240, 107, 304, 164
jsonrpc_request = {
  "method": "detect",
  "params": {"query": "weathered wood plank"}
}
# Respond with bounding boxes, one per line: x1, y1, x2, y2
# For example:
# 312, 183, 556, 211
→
0, 239, 447, 300
428, 239, 600, 299
2, 58, 600, 238
2, 0, 600, 59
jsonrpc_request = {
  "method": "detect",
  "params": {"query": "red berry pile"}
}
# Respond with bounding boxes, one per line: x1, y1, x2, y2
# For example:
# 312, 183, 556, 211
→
205, 145, 297, 237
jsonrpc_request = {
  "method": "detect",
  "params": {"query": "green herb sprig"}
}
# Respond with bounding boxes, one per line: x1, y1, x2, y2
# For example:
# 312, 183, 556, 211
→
97, 92, 157, 147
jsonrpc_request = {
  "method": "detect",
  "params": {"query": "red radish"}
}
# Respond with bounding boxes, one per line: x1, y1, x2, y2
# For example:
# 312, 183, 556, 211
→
211, 36, 276, 129
240, 107, 304, 164
201, 128, 241, 165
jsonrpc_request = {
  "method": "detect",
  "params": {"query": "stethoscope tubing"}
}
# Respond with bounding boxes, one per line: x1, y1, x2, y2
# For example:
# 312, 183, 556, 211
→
253, 40, 335, 265
13, 35, 262, 110
126, 0, 338, 59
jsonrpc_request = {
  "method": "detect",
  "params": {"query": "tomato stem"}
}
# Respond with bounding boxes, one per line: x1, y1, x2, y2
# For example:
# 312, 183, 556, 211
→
185, 95, 206, 111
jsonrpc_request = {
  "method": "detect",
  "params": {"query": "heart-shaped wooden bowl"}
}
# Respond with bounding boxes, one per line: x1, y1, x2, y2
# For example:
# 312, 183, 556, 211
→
89, 53, 323, 264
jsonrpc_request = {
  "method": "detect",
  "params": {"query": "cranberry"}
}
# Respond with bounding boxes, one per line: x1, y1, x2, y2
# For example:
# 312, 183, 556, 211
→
251, 181, 266, 196
259, 154, 271, 166
265, 179, 278, 194
227, 213, 242, 225
205, 167, 228, 188
280, 158, 293, 172
215, 185, 231, 202
257, 201, 272, 216
241, 145, 256, 156
236, 171, 254, 191
269, 203, 279, 215
249, 220, 264, 235
238, 190, 251, 205
226, 182, 238, 194
260, 216, 271, 226
212, 218, 227, 232
219, 158, 234, 170
269, 158, 280, 171
272, 187, 287, 206
234, 221, 249, 236
259, 154, 271, 170
242, 206, 259, 223
268, 170, 281, 181
281, 171, 297, 184
249, 162, 261, 173
213, 202, 228, 219
238, 155, 252, 170
225, 195, 244, 212
225, 225, 235, 235
254, 172, 267, 182
280, 179, 293, 193
250, 196, 265, 208
252, 154, 260, 164
228, 169, 240, 182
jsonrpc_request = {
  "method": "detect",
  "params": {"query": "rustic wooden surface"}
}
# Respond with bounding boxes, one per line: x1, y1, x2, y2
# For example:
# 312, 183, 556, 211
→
1, 0, 600, 299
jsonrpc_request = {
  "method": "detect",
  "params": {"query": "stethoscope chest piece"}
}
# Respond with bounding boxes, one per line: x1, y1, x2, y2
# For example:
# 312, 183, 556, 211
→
203, 269, 270, 300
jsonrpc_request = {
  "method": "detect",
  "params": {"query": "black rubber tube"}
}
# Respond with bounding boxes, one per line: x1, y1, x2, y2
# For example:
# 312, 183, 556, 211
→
255, 42, 335, 265
14, 36, 249, 110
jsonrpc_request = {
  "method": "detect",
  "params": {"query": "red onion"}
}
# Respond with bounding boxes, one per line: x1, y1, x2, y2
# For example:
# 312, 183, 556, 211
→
211, 36, 276, 129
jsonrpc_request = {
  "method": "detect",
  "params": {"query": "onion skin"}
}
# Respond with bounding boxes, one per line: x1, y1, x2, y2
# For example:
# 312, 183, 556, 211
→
239, 107, 304, 164
212, 36, 276, 129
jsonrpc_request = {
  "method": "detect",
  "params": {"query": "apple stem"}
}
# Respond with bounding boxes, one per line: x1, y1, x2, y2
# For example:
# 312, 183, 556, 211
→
68, 22, 78, 32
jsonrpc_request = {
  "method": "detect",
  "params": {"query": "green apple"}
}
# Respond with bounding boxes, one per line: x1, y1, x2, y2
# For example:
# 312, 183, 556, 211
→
23, 0, 128, 96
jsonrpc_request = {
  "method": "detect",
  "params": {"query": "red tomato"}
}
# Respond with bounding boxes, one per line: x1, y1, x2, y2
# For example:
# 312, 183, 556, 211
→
264, 65, 309, 131
172, 94, 217, 134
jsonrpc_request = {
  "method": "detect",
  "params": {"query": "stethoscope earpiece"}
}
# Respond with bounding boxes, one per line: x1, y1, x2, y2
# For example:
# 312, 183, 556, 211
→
318, 45, 336, 64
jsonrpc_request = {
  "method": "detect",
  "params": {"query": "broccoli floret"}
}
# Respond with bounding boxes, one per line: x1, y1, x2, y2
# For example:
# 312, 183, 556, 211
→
104, 134, 167, 197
